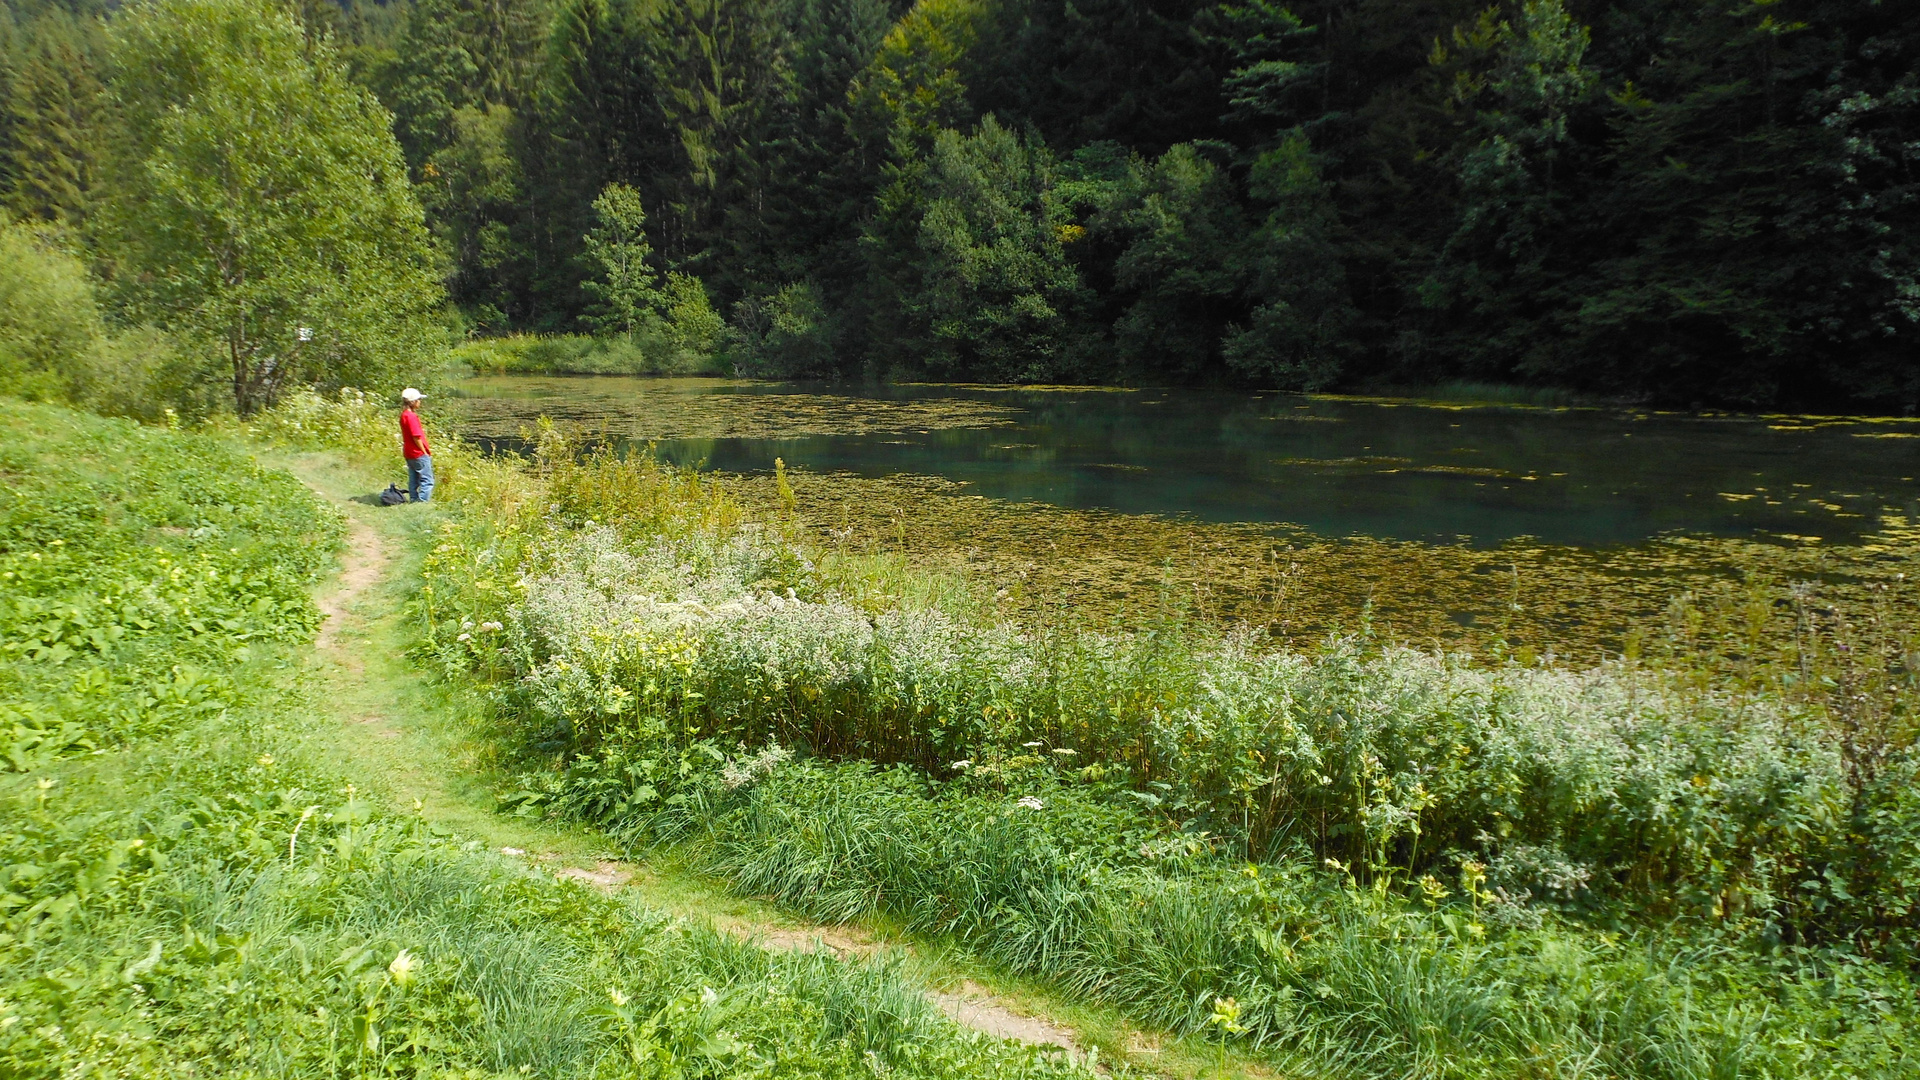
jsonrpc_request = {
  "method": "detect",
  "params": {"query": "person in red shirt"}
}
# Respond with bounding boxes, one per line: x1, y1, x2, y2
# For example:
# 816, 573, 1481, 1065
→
400, 387, 433, 503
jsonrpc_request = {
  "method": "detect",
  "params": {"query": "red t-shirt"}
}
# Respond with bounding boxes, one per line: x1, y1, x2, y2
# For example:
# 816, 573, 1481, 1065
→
401, 408, 430, 459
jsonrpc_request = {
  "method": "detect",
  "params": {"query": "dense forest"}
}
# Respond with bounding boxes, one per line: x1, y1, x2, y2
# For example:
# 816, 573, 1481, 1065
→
1, 0, 1916, 407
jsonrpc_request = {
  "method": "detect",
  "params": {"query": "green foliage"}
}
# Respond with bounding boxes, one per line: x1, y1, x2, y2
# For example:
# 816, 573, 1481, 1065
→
454, 332, 730, 376
646, 0, 790, 270
460, 500, 1914, 945
410, 445, 1920, 1075
1086, 143, 1246, 378
0, 399, 337, 769
0, 219, 106, 403
0, 217, 210, 420
967, 0, 1230, 153
686, 761, 1914, 1078
660, 270, 725, 360
846, 0, 988, 150
727, 282, 836, 376
421, 102, 527, 331
447, 450, 1920, 928
3, 0, 1904, 400
1221, 131, 1352, 388
379, 0, 544, 325
581, 182, 666, 342
0, 765, 1102, 1077
0, 7, 106, 224
574, 182, 727, 366
868, 116, 1092, 380
0, 398, 1105, 1079
98, 0, 444, 416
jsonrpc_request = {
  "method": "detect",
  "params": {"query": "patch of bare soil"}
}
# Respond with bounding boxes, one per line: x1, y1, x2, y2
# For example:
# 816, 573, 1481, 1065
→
746, 925, 882, 959
928, 981, 1080, 1051
316, 517, 384, 665
351, 714, 401, 738
555, 861, 633, 889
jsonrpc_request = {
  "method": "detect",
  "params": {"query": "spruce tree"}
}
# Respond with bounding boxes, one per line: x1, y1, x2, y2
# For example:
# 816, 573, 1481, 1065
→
2, 12, 105, 223
581, 182, 665, 341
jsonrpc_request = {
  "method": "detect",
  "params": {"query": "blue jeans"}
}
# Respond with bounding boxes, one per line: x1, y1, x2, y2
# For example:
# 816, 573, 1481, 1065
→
407, 455, 434, 503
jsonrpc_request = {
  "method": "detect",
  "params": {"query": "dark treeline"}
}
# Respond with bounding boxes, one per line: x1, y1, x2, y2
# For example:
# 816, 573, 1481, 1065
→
4, 0, 1917, 407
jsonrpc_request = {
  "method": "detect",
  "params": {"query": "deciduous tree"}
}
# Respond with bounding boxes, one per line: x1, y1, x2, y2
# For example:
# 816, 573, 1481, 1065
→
100, 0, 442, 416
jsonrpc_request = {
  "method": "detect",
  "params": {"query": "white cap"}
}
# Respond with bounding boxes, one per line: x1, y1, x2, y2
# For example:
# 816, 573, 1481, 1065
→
400, 387, 424, 402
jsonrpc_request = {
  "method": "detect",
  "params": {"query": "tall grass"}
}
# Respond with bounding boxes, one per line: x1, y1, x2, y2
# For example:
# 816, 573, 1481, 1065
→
679, 759, 1906, 1078
440, 448, 1914, 945
0, 398, 1100, 1079
274, 395, 1920, 1077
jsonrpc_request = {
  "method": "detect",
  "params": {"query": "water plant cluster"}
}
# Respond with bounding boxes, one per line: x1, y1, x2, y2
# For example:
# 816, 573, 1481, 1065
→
376, 413, 1920, 1077
721, 464, 1920, 664
0, 399, 1098, 1079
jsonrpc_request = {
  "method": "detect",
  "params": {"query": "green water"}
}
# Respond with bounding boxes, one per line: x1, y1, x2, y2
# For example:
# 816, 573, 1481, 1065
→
451, 376, 1920, 548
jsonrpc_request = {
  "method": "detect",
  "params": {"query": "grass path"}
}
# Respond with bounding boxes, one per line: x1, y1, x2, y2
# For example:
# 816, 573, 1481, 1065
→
265, 446, 1273, 1080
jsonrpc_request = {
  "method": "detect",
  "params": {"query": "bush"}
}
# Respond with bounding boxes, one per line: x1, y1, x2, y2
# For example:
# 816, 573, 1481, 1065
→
438, 487, 1885, 939
727, 282, 837, 377
0, 221, 105, 404
0, 220, 225, 421
454, 331, 727, 377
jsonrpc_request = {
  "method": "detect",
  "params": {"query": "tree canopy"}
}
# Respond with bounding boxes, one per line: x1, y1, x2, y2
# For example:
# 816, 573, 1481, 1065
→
96, 0, 442, 415
1, 0, 1914, 409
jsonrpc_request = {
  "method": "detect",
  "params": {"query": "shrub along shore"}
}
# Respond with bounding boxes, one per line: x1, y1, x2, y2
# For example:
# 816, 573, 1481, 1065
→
0, 398, 1101, 1079
258, 393, 1912, 1079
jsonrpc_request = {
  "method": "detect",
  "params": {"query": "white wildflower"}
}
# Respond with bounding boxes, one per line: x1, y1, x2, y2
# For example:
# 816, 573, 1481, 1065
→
1017, 796, 1045, 811
722, 744, 794, 789
388, 949, 418, 986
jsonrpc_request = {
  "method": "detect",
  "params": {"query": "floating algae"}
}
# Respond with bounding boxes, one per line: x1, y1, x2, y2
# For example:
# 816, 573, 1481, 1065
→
452, 376, 1020, 441
451, 376, 1920, 547
447, 377, 1920, 661
723, 468, 1920, 664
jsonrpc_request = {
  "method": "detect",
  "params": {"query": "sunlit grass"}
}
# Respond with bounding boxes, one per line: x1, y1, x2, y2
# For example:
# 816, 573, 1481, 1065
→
252, 389, 1920, 1079
0, 398, 1109, 1079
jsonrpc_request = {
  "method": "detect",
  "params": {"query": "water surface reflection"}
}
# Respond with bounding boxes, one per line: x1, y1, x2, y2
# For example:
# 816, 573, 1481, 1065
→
452, 376, 1920, 548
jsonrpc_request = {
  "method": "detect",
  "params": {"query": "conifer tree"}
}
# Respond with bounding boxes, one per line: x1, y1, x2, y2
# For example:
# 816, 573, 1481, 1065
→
646, 0, 791, 271
2, 12, 104, 223
581, 182, 665, 341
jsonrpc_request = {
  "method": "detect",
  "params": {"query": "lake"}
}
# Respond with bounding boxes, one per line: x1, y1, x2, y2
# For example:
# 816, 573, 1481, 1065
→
451, 376, 1920, 549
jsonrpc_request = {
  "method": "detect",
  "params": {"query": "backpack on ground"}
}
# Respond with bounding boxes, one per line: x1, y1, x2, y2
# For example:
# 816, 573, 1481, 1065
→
379, 484, 408, 506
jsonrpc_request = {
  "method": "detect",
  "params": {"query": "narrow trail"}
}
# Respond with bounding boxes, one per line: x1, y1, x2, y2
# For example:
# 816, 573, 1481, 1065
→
301, 483, 1099, 1062
315, 516, 383, 657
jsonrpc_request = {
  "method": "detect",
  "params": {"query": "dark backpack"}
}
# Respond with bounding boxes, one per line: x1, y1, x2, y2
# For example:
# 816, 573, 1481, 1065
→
379, 484, 408, 506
